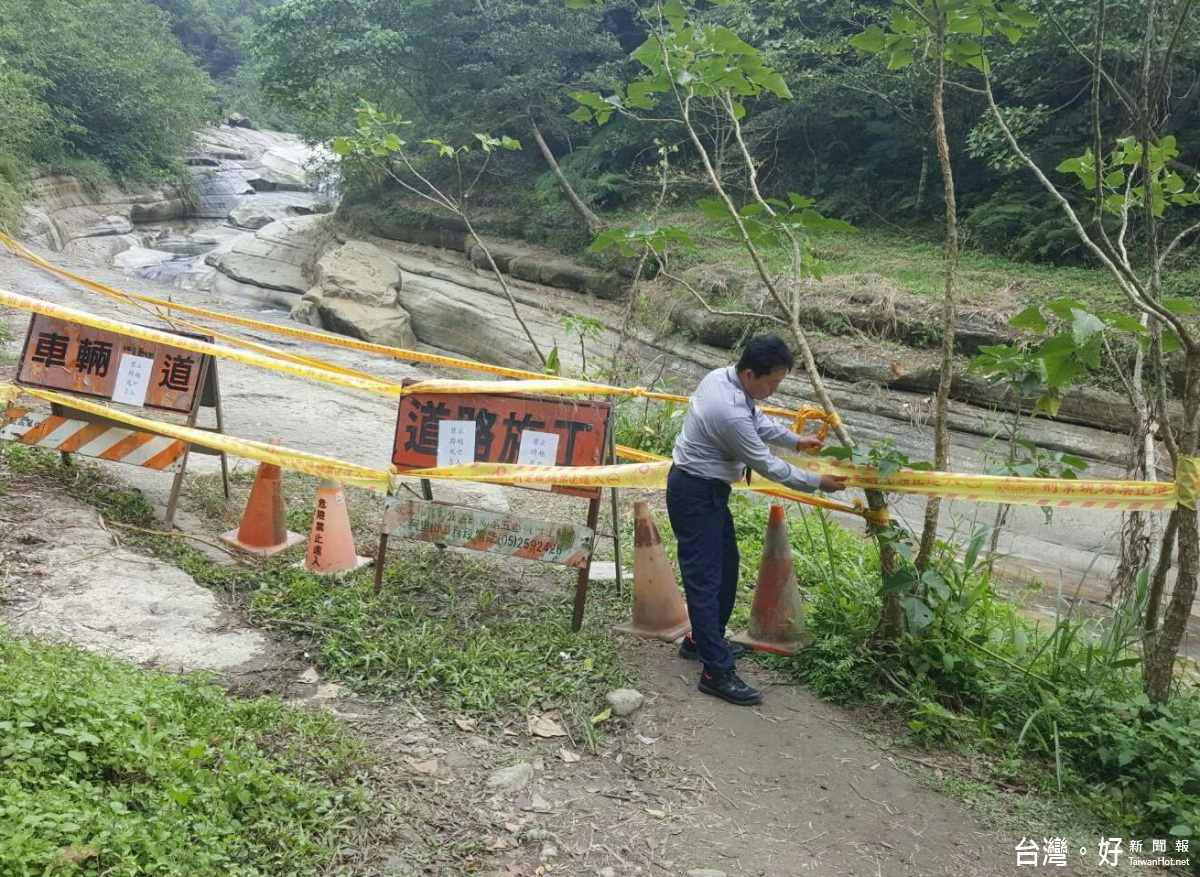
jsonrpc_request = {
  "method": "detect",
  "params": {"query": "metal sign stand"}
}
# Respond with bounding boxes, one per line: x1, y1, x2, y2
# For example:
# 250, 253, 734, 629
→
606, 417, 624, 598
571, 470, 604, 632
163, 357, 231, 527
377, 388, 623, 631
47, 358, 230, 530
13, 313, 230, 530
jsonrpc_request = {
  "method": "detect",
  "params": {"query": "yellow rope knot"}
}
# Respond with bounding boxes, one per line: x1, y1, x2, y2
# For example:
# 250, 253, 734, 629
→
791, 406, 838, 445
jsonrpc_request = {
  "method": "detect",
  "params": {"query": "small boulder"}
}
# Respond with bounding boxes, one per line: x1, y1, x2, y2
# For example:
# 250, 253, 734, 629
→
315, 240, 402, 307
227, 203, 292, 231
605, 689, 644, 717
296, 291, 416, 349
485, 762, 534, 793
80, 215, 134, 238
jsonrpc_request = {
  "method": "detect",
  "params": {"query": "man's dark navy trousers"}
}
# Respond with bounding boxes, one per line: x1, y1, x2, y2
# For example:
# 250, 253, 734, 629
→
666, 465, 739, 676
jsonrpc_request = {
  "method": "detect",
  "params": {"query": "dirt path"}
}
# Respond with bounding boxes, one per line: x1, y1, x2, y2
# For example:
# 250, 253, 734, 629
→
518, 640, 1031, 877
0, 247, 1171, 877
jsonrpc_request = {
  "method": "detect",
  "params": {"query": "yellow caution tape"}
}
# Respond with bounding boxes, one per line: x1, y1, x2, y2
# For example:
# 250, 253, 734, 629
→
1, 228, 554, 380
4, 372, 1189, 514
614, 443, 868, 518
1, 383, 392, 491
0, 288, 402, 398
781, 453, 1180, 512
407, 459, 851, 511
0, 235, 400, 388
402, 377, 617, 397
411, 455, 1183, 513
860, 505, 890, 526
406, 460, 672, 491
6, 236, 1188, 514
166, 315, 395, 386
0, 232, 824, 421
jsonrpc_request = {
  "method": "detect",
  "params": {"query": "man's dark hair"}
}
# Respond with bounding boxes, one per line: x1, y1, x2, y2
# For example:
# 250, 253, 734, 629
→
736, 333, 795, 376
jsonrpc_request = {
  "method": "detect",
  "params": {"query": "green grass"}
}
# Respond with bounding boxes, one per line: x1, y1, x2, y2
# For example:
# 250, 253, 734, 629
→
0, 631, 368, 877
602, 205, 1199, 315
813, 226, 1129, 307
249, 548, 632, 736
3, 446, 633, 742
0, 447, 374, 877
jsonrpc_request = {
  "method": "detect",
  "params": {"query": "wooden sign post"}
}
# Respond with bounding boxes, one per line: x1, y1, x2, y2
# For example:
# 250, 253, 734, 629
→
379, 386, 614, 630
3, 314, 229, 528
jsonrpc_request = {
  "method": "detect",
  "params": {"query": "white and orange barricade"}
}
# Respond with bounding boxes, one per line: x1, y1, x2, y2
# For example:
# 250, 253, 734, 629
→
0, 408, 187, 471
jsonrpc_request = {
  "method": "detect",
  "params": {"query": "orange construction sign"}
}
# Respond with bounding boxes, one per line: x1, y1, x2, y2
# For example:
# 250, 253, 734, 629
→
16, 314, 210, 414
392, 389, 611, 499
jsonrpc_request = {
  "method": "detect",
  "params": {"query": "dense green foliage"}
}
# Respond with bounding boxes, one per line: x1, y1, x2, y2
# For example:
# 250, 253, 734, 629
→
1, 0, 214, 178
148, 0, 273, 78
253, 0, 620, 144
0, 0, 213, 231
3, 0, 1199, 265
0, 631, 367, 876
253, 0, 629, 234
247, 0, 1200, 265
0, 0, 296, 232
147, 0, 302, 128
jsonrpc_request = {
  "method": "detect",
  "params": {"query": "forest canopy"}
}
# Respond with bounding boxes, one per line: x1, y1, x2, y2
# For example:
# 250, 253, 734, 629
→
0, 0, 281, 229
2, 0, 1200, 258
248, 0, 1200, 264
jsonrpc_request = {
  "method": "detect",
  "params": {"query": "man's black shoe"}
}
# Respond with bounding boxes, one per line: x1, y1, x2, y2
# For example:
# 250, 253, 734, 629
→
698, 670, 763, 706
679, 635, 746, 661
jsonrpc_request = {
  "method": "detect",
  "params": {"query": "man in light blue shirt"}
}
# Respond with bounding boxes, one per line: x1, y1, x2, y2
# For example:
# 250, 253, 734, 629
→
668, 334, 846, 706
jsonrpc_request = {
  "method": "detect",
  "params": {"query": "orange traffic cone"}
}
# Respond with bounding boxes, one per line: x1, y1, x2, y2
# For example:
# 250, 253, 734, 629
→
731, 504, 811, 655
220, 453, 304, 556
613, 501, 691, 641
303, 479, 371, 574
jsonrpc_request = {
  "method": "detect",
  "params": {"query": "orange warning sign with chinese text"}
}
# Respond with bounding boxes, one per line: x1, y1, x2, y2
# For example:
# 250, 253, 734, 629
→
392, 391, 611, 499
16, 315, 210, 414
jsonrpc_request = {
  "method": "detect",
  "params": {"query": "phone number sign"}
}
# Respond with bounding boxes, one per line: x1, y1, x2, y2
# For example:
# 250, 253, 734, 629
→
17, 315, 208, 414
381, 498, 594, 568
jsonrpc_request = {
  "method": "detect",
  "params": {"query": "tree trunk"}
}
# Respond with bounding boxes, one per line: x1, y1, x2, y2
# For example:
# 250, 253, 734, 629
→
916, 14, 959, 573
1143, 351, 1199, 703
1144, 506, 1197, 702
915, 146, 929, 212
527, 110, 604, 232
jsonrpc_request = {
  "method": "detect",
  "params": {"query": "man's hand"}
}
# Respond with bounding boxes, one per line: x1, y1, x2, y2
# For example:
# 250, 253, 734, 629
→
796, 435, 824, 453
818, 474, 847, 493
